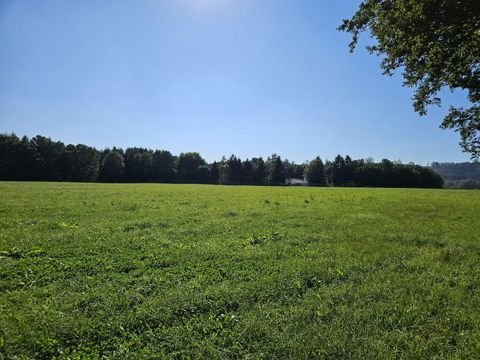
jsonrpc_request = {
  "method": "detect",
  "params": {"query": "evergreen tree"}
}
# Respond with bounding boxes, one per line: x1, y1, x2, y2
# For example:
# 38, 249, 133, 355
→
267, 154, 286, 185
304, 157, 326, 186
224, 155, 243, 184
252, 157, 267, 185
210, 161, 220, 184
242, 159, 254, 185
332, 155, 346, 185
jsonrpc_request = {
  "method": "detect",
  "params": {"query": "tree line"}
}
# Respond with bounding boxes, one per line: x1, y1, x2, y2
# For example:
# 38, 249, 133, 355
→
432, 162, 480, 189
0, 134, 444, 188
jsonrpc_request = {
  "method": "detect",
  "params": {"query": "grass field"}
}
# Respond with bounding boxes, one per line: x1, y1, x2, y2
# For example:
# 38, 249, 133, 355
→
1, 182, 480, 359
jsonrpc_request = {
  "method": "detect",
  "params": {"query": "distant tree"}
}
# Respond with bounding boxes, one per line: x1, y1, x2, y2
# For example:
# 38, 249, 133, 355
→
150, 150, 176, 182
224, 155, 243, 184
343, 155, 355, 185
58, 144, 99, 181
29, 135, 66, 180
99, 151, 124, 182
196, 165, 212, 184
0, 132, 447, 188
0, 134, 35, 180
123, 148, 153, 182
284, 159, 305, 179
242, 159, 255, 185
251, 157, 267, 185
379, 158, 395, 186
417, 166, 444, 188
304, 157, 326, 186
332, 155, 346, 185
210, 161, 220, 184
339, 0, 480, 157
431, 162, 480, 182
267, 154, 286, 185
176, 152, 207, 183
445, 179, 480, 189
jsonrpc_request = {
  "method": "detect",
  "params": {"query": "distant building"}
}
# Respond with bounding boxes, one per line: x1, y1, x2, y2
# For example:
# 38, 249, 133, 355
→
285, 177, 308, 186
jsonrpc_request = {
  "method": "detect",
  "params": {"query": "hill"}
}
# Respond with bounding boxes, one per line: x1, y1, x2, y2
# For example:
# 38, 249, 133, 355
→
432, 162, 480, 189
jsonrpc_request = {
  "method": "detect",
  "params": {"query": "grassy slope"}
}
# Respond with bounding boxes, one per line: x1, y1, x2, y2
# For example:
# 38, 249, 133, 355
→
1, 182, 480, 359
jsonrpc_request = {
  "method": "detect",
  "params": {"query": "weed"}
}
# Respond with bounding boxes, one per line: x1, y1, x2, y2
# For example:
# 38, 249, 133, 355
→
0, 182, 479, 358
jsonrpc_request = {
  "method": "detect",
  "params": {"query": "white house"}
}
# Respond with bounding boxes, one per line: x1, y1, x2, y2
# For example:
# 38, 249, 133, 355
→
285, 177, 308, 186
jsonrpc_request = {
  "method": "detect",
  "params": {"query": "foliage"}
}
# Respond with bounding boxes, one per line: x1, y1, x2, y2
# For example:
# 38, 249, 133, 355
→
1, 182, 480, 358
99, 151, 125, 182
304, 156, 326, 186
210, 161, 220, 184
267, 154, 286, 185
59, 144, 100, 182
0, 133, 444, 188
176, 152, 207, 183
432, 162, 480, 182
222, 155, 243, 185
323, 154, 444, 189
433, 161, 480, 189
339, 0, 480, 157
252, 157, 267, 185
123, 148, 153, 182
444, 179, 480, 189
150, 150, 176, 182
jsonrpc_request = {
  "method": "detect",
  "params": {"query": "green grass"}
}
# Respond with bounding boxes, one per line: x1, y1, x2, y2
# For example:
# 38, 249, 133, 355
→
1, 182, 480, 359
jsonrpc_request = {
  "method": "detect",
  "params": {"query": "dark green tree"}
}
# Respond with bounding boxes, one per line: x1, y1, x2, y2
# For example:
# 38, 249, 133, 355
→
123, 148, 153, 182
242, 159, 255, 185
210, 161, 220, 184
304, 157, 326, 186
0, 134, 36, 180
251, 157, 267, 185
58, 144, 99, 181
224, 155, 243, 184
196, 165, 212, 184
30, 135, 65, 180
176, 152, 207, 183
284, 159, 305, 179
150, 150, 176, 182
332, 155, 346, 185
99, 151, 124, 182
339, 0, 480, 158
267, 154, 286, 185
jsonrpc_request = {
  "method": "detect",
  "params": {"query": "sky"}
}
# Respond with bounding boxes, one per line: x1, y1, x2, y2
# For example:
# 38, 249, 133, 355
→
0, 0, 473, 164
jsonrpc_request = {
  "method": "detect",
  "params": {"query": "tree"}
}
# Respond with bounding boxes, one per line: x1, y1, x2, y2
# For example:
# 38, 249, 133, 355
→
176, 152, 207, 183
267, 154, 286, 185
0, 134, 36, 180
251, 157, 267, 185
150, 150, 176, 182
30, 135, 65, 180
223, 155, 243, 184
99, 151, 124, 182
339, 0, 480, 158
210, 161, 220, 184
123, 148, 152, 182
242, 159, 255, 185
304, 157, 326, 186
58, 144, 99, 181
332, 155, 346, 185
284, 159, 305, 179
196, 165, 212, 184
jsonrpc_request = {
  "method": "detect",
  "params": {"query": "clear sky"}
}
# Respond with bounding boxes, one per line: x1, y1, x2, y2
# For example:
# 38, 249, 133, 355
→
0, 0, 473, 164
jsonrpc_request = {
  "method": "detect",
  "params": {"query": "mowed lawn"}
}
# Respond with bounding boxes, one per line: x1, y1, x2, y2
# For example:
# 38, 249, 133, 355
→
1, 182, 480, 359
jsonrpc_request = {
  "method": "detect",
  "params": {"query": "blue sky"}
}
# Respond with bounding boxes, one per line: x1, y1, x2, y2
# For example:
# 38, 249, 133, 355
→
0, 0, 472, 164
